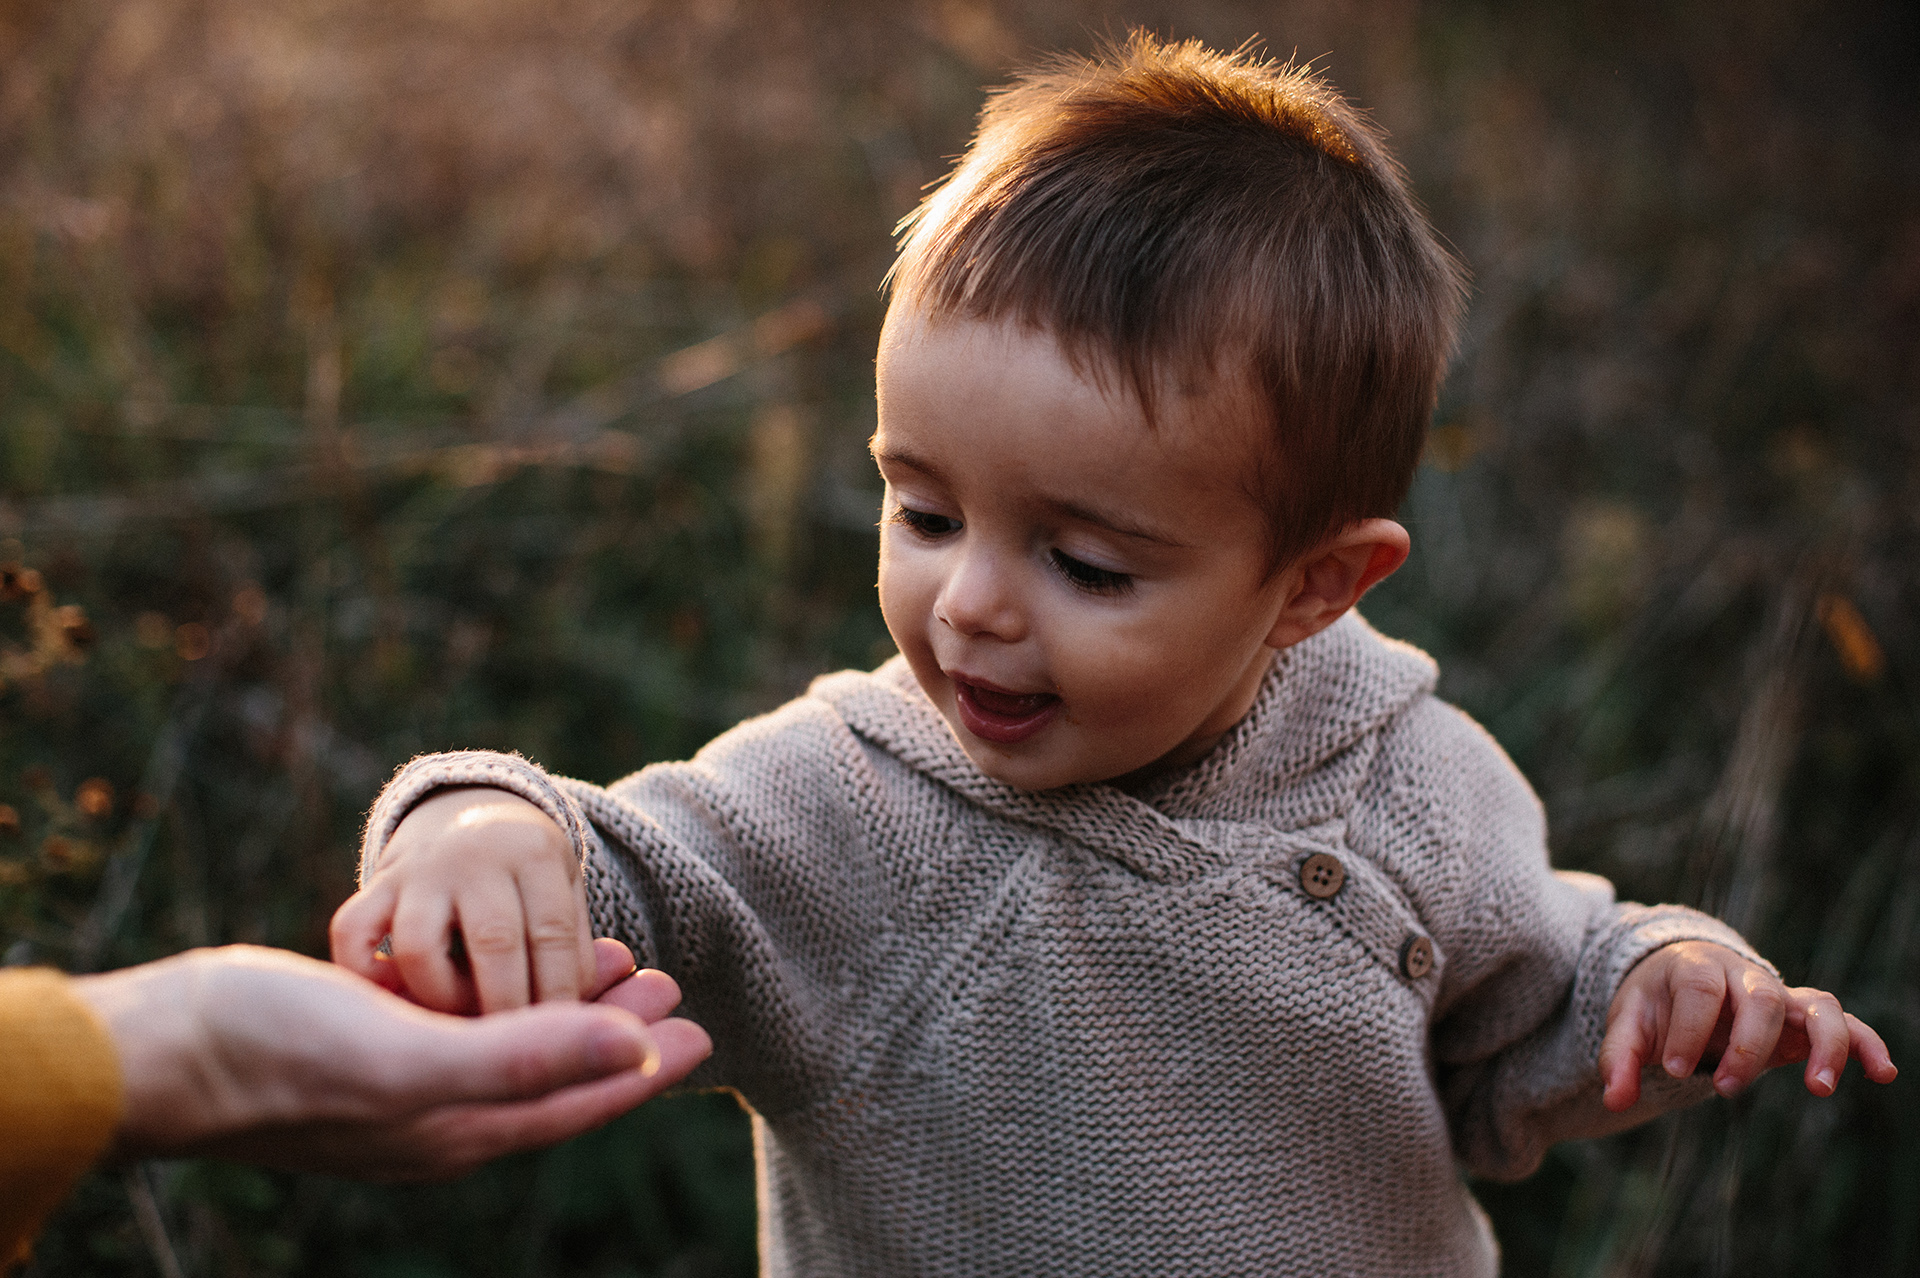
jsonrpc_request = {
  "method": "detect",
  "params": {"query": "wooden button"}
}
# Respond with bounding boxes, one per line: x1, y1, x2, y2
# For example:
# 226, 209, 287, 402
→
1400, 935, 1434, 979
1298, 852, 1345, 899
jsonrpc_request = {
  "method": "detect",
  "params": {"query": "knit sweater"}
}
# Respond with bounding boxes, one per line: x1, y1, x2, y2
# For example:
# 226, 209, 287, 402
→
0, 969, 125, 1272
363, 613, 1761, 1277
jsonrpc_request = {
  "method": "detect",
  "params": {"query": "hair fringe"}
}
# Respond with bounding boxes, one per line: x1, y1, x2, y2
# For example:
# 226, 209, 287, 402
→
889, 30, 1468, 569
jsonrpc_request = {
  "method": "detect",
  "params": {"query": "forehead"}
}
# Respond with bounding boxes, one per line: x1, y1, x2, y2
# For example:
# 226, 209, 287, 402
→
875, 308, 1268, 503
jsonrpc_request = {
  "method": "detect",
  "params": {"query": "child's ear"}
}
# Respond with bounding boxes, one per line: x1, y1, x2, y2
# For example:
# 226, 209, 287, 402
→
1263, 519, 1411, 650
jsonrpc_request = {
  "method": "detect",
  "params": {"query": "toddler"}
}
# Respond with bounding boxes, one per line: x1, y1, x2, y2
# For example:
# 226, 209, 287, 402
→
332, 35, 1893, 1277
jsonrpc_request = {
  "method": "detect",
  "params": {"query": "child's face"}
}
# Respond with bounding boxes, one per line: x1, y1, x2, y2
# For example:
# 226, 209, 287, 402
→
873, 307, 1294, 791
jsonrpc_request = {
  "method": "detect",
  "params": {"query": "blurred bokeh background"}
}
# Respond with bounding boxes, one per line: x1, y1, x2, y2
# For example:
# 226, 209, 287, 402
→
1, 0, 1914, 1273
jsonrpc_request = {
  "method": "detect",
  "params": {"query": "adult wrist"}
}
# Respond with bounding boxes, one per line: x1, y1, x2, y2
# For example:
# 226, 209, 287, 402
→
68, 954, 214, 1159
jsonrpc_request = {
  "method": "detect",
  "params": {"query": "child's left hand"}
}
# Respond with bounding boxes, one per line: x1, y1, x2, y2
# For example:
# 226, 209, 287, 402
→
1599, 941, 1897, 1111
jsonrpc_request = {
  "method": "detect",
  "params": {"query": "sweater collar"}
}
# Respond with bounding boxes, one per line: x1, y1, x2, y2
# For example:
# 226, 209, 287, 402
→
806, 612, 1436, 879
1138, 611, 1438, 817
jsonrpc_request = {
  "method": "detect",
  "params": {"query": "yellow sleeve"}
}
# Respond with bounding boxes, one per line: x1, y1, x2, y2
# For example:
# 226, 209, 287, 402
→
0, 969, 126, 1273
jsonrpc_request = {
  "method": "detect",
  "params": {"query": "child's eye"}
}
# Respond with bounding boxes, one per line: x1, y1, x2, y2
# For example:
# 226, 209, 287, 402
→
1050, 549, 1133, 595
890, 506, 962, 538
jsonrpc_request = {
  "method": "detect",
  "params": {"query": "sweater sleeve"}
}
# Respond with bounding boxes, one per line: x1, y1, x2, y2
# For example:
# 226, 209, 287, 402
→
0, 969, 126, 1272
358, 695, 910, 1117
1347, 696, 1771, 1182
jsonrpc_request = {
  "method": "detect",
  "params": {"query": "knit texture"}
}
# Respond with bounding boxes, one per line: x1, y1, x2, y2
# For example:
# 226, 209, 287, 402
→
362, 613, 1764, 1277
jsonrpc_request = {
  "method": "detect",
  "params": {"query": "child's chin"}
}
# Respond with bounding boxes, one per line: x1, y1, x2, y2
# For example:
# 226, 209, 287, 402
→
952, 735, 1106, 793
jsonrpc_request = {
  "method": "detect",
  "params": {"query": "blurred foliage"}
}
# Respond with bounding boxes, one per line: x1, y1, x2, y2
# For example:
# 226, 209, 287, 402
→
1, 0, 1914, 1274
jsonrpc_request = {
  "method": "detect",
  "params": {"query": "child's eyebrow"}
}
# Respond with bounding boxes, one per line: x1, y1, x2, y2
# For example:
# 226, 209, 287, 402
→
874, 446, 1188, 549
871, 445, 938, 477
1040, 497, 1189, 548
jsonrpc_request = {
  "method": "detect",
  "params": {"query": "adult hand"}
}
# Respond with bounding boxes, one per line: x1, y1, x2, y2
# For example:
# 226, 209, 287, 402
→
69, 942, 710, 1181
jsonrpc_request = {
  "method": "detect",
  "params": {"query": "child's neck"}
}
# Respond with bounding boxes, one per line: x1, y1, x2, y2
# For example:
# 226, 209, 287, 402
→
1104, 648, 1279, 795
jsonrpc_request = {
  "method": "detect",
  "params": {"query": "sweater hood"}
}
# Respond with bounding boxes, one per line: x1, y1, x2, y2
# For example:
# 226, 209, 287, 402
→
806, 613, 1437, 877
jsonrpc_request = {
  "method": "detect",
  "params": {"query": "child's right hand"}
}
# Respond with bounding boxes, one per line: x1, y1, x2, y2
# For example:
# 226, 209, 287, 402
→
330, 786, 595, 1014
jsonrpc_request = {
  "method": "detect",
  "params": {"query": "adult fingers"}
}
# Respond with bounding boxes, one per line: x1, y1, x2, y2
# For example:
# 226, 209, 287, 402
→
382, 1000, 657, 1111
1794, 989, 1849, 1096
427, 1016, 713, 1175
585, 937, 638, 1001
594, 967, 686, 1025
446, 1007, 710, 1102
1598, 986, 1654, 1112
389, 890, 476, 1014
643, 1015, 711, 1080
1658, 959, 1727, 1080
370, 1020, 712, 1180
1712, 969, 1786, 1096
455, 877, 533, 1012
330, 880, 399, 982
518, 867, 595, 1005
199, 1009, 711, 1179
1847, 1012, 1899, 1084
206, 1060, 661, 1181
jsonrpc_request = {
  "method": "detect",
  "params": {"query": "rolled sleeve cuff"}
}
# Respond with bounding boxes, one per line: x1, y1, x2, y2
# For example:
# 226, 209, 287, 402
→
358, 750, 599, 883
1, 970, 125, 1270
1599, 903, 1779, 1003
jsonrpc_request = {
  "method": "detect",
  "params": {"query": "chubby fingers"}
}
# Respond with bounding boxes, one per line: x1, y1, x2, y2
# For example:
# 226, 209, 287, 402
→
445, 796, 592, 1010
458, 874, 533, 1012
1802, 1000, 1900, 1092
586, 937, 639, 1000
1606, 942, 1901, 1107
1598, 982, 1657, 1112
454, 868, 594, 1012
1789, 988, 1851, 1096
330, 880, 473, 1011
338, 792, 592, 1013
330, 879, 399, 984
1656, 955, 1730, 1082
1845, 1011, 1898, 1084
1712, 975, 1904, 1098
1710, 966, 1788, 1096
390, 885, 478, 1013
517, 864, 596, 1006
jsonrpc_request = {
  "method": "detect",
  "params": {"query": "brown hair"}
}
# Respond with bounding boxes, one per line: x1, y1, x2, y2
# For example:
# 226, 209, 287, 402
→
888, 33, 1468, 571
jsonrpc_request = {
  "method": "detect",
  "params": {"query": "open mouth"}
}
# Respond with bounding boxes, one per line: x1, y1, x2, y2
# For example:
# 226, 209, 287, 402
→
953, 678, 1061, 744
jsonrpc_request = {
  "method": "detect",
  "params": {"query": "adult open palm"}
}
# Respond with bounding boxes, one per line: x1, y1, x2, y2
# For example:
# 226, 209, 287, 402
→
73, 941, 710, 1181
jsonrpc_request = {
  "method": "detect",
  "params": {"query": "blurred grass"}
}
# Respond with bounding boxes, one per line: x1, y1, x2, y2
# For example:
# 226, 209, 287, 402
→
1, 0, 1915, 1274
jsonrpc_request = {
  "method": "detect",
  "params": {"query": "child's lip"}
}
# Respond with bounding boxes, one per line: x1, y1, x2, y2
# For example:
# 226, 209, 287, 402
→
950, 676, 1060, 744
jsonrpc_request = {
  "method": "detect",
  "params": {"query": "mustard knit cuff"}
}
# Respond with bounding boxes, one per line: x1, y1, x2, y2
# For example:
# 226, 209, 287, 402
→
0, 969, 126, 1271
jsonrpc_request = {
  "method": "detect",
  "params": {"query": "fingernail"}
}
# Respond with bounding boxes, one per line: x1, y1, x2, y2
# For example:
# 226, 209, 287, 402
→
1715, 1074, 1742, 1097
1815, 1068, 1836, 1093
1665, 1056, 1687, 1077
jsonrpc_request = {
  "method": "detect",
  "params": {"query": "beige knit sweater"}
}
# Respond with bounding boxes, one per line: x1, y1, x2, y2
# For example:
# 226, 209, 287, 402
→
363, 613, 1760, 1277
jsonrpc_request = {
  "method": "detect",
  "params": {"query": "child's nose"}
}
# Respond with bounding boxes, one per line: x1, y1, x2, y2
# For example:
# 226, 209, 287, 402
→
933, 548, 1026, 642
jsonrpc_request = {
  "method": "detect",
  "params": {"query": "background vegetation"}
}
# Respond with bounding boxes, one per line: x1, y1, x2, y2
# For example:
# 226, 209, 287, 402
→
1, 0, 1914, 1273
